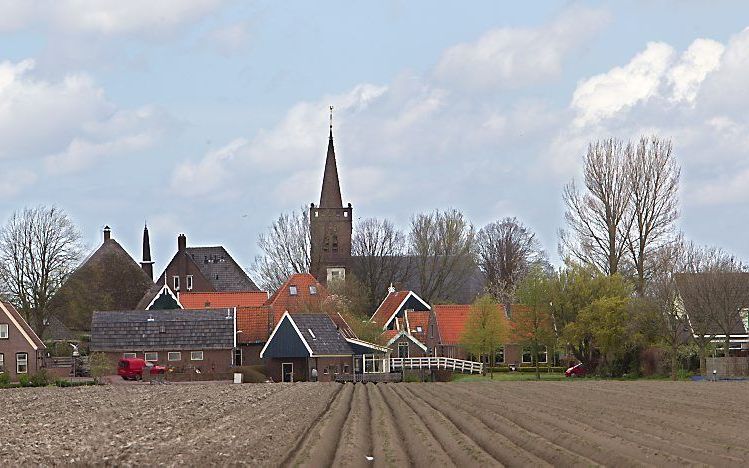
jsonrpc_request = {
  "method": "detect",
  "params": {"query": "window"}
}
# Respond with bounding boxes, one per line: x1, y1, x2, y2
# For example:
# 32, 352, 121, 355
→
522, 347, 547, 364
289, 285, 298, 296
415, 326, 423, 333
144, 352, 158, 362
186, 275, 193, 291
326, 267, 345, 283
0, 353, 4, 373
191, 351, 204, 361
331, 235, 338, 253
495, 346, 505, 364
323, 367, 329, 375
16, 353, 28, 374
168, 352, 181, 362
0, 323, 7, 339
123, 352, 137, 359
173, 275, 180, 291
234, 348, 242, 366
398, 342, 409, 358
309, 285, 317, 295
363, 354, 385, 373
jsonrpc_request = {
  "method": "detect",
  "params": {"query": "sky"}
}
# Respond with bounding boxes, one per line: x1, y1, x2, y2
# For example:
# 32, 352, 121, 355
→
2, 1, 749, 276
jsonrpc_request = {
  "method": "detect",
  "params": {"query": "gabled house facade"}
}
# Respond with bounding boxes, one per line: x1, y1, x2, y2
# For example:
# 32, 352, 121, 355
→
1, 300, 47, 381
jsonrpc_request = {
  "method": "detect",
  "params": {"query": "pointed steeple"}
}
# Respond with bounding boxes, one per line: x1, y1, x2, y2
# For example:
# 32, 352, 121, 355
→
141, 222, 154, 280
319, 106, 343, 208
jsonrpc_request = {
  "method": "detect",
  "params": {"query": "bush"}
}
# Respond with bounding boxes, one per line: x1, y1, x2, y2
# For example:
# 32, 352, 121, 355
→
0, 373, 10, 388
235, 365, 268, 383
30, 369, 49, 387
18, 375, 30, 387
89, 352, 114, 383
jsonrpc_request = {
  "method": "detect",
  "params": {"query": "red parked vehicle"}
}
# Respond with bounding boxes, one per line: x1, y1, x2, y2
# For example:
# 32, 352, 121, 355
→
118, 358, 166, 380
565, 363, 586, 377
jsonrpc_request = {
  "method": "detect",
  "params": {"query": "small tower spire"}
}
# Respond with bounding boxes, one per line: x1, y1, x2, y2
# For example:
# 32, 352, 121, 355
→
141, 222, 154, 281
319, 105, 343, 208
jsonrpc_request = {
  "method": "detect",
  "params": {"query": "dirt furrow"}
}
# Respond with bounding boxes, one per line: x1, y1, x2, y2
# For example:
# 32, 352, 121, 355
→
390, 384, 501, 467
284, 383, 354, 467
451, 384, 694, 467
368, 384, 411, 467
421, 383, 601, 467
379, 384, 456, 467
331, 383, 374, 467
497, 382, 749, 464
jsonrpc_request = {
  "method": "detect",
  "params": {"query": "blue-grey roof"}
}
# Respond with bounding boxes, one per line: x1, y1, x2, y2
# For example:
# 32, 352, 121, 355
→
292, 314, 352, 356
90, 309, 234, 351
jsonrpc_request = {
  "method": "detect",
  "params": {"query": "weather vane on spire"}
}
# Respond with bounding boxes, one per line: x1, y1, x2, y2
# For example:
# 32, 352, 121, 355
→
329, 105, 334, 131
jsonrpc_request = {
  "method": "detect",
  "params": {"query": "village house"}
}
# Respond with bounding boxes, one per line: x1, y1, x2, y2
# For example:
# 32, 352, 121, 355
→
371, 287, 440, 357
260, 312, 387, 382
0, 300, 47, 381
90, 309, 237, 378
48, 226, 154, 334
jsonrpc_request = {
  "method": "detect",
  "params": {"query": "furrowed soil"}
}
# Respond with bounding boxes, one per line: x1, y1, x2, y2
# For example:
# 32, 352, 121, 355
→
2, 381, 749, 467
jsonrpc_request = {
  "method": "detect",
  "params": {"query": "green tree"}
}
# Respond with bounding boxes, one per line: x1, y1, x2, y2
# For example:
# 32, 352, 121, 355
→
89, 352, 114, 384
548, 263, 632, 372
514, 265, 555, 379
460, 295, 504, 378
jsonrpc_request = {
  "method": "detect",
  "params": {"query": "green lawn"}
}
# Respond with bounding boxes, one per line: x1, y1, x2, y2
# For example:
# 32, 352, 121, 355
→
452, 372, 567, 382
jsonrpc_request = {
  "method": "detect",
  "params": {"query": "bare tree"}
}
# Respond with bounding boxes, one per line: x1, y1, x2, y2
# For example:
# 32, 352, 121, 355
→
408, 209, 476, 304
675, 242, 748, 375
251, 207, 310, 291
477, 217, 541, 304
561, 138, 633, 275
0, 206, 84, 336
626, 136, 680, 295
351, 218, 410, 310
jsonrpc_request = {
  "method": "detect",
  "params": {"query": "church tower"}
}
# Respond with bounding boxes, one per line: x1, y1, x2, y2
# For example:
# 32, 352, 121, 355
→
141, 223, 154, 281
310, 107, 352, 284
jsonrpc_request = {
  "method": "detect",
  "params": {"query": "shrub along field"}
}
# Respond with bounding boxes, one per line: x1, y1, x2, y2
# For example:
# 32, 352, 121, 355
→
2, 380, 749, 466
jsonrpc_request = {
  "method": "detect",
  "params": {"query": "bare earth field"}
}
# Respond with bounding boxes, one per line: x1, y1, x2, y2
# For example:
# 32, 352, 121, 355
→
1, 380, 748, 467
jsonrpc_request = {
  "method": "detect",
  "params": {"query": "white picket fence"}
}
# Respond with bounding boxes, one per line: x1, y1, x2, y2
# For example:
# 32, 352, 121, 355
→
390, 357, 483, 374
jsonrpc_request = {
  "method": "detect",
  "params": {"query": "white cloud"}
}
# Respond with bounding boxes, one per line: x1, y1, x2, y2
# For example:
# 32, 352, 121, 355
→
694, 167, 749, 205
571, 42, 675, 127
668, 39, 724, 104
434, 6, 610, 90
206, 21, 253, 56
0, 0, 227, 36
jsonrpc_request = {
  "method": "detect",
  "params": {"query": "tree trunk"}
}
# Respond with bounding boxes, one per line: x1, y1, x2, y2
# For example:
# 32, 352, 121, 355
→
724, 336, 731, 377
698, 346, 706, 376
533, 343, 540, 380
670, 346, 678, 381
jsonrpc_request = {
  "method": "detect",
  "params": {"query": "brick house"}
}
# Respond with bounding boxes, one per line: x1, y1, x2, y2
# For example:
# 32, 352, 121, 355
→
0, 300, 47, 381
260, 312, 387, 382
90, 309, 237, 378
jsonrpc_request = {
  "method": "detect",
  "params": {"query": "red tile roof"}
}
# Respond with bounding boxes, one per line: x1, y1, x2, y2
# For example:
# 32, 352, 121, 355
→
236, 306, 273, 344
265, 273, 328, 324
179, 291, 268, 310
370, 291, 409, 328
434, 304, 522, 345
406, 311, 431, 343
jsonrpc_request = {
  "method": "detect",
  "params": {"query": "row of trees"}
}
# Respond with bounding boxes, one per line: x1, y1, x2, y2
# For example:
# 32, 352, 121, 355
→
252, 209, 544, 311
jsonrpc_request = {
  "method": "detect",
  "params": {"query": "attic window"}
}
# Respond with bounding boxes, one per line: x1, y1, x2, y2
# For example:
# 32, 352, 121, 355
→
289, 285, 298, 296
173, 276, 180, 291
309, 328, 316, 339
309, 285, 317, 295
186, 275, 193, 291
416, 326, 423, 333
0, 324, 8, 339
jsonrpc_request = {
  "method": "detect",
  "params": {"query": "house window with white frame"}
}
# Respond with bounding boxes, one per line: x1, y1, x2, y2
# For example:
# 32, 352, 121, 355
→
398, 342, 409, 358
0, 323, 8, 339
144, 352, 158, 362
326, 267, 345, 283
289, 285, 298, 296
522, 346, 548, 364
173, 275, 180, 291
186, 275, 193, 291
168, 352, 181, 362
309, 285, 317, 295
123, 352, 137, 359
16, 352, 28, 374
191, 351, 204, 361
0, 353, 4, 373
495, 346, 505, 364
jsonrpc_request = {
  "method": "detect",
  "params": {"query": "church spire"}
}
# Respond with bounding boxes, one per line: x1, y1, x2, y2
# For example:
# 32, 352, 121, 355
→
319, 106, 343, 208
141, 222, 154, 280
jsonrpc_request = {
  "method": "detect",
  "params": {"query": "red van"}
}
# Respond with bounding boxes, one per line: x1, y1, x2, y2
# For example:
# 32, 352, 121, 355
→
118, 358, 165, 380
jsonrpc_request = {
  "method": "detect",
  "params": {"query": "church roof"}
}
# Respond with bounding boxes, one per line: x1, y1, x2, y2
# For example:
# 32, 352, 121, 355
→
319, 127, 343, 208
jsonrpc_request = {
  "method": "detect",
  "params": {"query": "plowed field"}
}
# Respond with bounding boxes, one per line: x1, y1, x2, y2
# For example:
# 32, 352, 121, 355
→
2, 381, 748, 467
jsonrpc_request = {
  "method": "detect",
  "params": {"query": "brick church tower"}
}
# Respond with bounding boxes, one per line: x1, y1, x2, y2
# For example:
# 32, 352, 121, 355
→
310, 108, 352, 285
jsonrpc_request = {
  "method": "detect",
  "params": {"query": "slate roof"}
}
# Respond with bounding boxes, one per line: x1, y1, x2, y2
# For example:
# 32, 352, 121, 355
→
186, 246, 258, 292
180, 291, 268, 309
90, 309, 235, 351
291, 314, 353, 356
42, 316, 77, 342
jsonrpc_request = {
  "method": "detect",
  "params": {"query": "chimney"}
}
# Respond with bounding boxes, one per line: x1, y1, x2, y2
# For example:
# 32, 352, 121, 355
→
178, 234, 187, 252
103, 226, 111, 242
